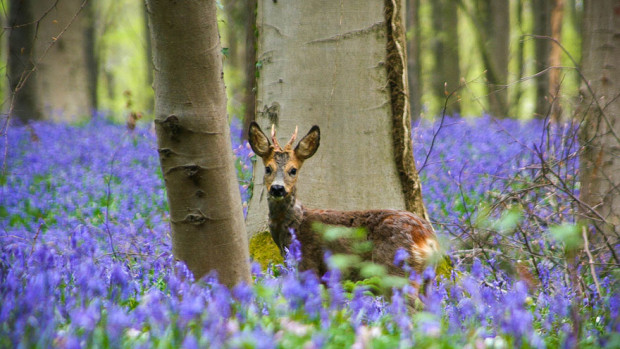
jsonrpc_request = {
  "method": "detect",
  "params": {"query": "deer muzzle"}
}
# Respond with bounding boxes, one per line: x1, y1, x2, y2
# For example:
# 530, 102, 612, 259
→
269, 184, 287, 198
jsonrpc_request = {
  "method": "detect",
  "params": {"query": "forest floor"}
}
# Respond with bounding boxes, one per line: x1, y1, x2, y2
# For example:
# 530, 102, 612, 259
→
0, 115, 617, 348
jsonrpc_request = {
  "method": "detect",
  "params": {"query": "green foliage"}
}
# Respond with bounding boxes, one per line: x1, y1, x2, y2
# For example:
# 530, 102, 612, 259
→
549, 223, 583, 251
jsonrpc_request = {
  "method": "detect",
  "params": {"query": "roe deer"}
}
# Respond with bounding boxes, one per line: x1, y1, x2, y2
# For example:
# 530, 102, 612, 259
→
248, 122, 438, 283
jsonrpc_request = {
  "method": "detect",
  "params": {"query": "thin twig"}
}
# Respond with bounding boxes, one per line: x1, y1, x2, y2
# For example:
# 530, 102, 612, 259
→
581, 226, 602, 298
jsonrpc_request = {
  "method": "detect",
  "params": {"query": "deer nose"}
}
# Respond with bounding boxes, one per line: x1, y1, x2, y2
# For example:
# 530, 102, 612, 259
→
270, 185, 287, 197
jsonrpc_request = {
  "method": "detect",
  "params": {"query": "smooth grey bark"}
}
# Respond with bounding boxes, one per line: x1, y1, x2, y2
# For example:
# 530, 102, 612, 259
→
578, 0, 620, 246
246, 0, 429, 237
146, 0, 251, 286
7, 0, 94, 122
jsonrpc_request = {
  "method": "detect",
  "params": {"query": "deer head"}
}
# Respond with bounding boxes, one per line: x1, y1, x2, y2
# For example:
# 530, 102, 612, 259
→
248, 122, 320, 200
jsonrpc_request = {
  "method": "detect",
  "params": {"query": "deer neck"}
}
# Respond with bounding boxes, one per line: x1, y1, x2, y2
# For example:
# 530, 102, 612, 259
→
267, 188, 304, 253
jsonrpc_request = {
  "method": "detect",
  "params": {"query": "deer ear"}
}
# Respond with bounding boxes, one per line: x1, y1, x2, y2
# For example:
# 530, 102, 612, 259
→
295, 125, 320, 160
248, 122, 272, 158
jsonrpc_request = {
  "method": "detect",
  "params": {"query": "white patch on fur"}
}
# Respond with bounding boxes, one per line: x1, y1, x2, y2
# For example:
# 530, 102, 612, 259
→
411, 238, 439, 265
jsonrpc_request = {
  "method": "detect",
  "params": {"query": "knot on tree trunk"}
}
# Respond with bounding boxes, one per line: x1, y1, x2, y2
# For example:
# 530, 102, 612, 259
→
155, 114, 181, 140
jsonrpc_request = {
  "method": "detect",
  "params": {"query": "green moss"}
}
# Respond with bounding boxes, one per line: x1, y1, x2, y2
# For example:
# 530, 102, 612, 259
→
249, 231, 283, 270
435, 255, 454, 280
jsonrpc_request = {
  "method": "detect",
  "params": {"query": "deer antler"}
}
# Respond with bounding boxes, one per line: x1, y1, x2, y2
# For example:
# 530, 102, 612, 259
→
271, 124, 282, 151
284, 126, 298, 150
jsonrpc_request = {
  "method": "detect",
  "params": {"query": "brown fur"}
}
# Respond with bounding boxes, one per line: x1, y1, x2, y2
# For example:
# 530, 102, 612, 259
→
248, 122, 438, 282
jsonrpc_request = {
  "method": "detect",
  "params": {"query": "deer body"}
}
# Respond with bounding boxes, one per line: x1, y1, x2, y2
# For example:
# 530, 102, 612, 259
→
249, 122, 438, 280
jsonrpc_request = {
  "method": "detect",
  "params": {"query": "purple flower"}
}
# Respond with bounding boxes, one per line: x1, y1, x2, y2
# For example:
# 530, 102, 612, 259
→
72, 300, 101, 332
182, 333, 200, 349
284, 228, 302, 267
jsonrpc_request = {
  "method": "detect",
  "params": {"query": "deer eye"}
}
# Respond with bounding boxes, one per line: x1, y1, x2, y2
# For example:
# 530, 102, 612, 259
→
265, 166, 273, 175
288, 168, 297, 176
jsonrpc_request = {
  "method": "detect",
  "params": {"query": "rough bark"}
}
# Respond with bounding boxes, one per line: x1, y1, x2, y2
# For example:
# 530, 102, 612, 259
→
430, 0, 460, 116
146, 0, 251, 286
578, 0, 620, 244
7, 0, 95, 122
246, 0, 430, 237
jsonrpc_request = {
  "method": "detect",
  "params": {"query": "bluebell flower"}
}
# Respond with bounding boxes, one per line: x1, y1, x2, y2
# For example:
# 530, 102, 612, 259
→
393, 248, 410, 267
284, 228, 302, 268
72, 300, 101, 332
181, 333, 200, 349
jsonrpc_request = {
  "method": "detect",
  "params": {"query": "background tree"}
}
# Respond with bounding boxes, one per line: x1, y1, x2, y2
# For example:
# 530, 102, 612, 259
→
430, 0, 460, 116
532, 0, 564, 120
458, 0, 510, 117
547, 0, 564, 121
242, 0, 257, 137
245, 0, 430, 236
578, 0, 620, 246
532, 0, 551, 118
406, 0, 422, 120
479, 0, 510, 117
7, 0, 95, 122
146, 0, 251, 286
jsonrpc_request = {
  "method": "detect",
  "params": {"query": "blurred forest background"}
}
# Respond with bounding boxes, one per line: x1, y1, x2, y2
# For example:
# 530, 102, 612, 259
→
0, 0, 583, 124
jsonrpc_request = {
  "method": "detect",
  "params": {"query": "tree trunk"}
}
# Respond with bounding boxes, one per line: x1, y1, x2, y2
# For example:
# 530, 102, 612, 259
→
483, 0, 510, 117
406, 0, 422, 120
146, 0, 251, 286
460, 0, 510, 117
548, 0, 564, 121
8, 0, 40, 121
578, 0, 620, 246
430, 0, 460, 116
7, 0, 95, 122
246, 0, 430, 236
242, 0, 257, 138
511, 0, 525, 117
84, 1, 97, 111
143, 3, 154, 114
533, 0, 551, 118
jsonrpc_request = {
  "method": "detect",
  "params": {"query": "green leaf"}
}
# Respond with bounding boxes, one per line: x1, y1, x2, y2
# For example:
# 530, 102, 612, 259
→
549, 223, 582, 250
379, 275, 409, 289
328, 253, 361, 271
314, 223, 367, 241
359, 262, 387, 278
495, 206, 523, 234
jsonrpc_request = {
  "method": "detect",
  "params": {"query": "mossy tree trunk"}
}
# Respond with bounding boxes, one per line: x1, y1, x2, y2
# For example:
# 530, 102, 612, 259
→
246, 0, 430, 237
146, 0, 251, 286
